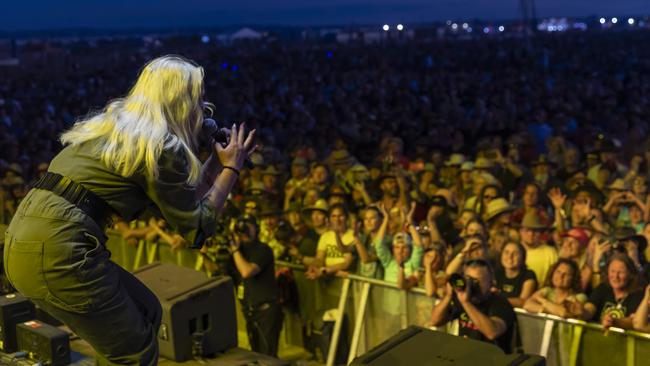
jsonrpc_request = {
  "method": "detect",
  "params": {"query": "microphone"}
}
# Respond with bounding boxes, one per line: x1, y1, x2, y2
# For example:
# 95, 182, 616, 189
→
202, 118, 254, 169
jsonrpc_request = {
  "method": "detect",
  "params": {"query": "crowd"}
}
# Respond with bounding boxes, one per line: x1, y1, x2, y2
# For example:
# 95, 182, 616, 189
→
3, 29, 650, 355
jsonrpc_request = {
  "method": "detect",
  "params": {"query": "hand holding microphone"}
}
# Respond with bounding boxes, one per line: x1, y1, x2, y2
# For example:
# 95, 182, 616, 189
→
203, 118, 256, 170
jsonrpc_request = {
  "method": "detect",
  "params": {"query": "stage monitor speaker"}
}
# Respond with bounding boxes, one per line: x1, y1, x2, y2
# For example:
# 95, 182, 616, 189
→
0, 293, 36, 352
134, 262, 237, 362
349, 326, 545, 366
16, 320, 70, 366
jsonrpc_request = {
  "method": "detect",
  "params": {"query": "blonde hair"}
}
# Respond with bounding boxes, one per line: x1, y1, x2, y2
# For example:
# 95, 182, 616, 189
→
61, 55, 205, 184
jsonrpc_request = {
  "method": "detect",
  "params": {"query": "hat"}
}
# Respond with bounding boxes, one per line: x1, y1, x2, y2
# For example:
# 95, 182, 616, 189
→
291, 157, 308, 166
303, 199, 329, 214
259, 202, 283, 217
242, 199, 259, 210
607, 178, 628, 191
571, 182, 605, 205
261, 165, 282, 176
614, 227, 648, 252
484, 198, 515, 222
474, 157, 493, 170
460, 162, 474, 171
328, 149, 357, 169
429, 195, 448, 207
597, 139, 617, 153
284, 201, 303, 214
349, 163, 369, 173
6, 163, 23, 176
423, 163, 436, 172
561, 228, 589, 247
378, 170, 397, 182
393, 232, 413, 246
531, 155, 555, 167
444, 154, 465, 167
520, 212, 548, 230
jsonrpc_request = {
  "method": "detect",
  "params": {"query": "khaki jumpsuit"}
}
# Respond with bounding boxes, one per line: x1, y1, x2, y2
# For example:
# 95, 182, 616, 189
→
4, 141, 217, 365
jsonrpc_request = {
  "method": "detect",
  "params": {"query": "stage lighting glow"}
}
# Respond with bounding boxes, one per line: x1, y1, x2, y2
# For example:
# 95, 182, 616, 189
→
451, 23, 458, 30
462, 23, 469, 29
498, 25, 505, 32
467, 27, 473, 33
201, 35, 210, 43
599, 18, 606, 24
483, 27, 490, 34
383, 24, 390, 31
611, 17, 618, 24
397, 24, 404, 31
628, 18, 635, 25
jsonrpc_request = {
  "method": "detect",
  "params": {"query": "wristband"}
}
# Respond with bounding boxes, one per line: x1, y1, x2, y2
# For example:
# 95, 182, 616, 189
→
223, 166, 240, 176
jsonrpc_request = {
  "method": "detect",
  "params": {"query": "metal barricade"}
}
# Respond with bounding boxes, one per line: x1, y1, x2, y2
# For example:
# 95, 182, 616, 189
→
105, 231, 650, 366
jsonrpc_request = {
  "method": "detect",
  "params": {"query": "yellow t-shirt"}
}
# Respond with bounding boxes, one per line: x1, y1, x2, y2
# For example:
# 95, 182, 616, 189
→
525, 244, 559, 283
317, 230, 355, 266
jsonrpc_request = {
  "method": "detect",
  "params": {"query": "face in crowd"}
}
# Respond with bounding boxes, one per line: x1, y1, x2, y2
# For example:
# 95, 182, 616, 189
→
392, 234, 412, 264
523, 184, 540, 208
380, 177, 399, 198
608, 258, 632, 292
550, 261, 576, 291
329, 206, 348, 233
309, 209, 328, 230
463, 263, 493, 300
560, 236, 583, 259
362, 208, 381, 234
500, 242, 524, 272
519, 227, 542, 248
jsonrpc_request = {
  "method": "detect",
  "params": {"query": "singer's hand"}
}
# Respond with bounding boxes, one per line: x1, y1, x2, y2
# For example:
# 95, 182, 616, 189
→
215, 122, 256, 170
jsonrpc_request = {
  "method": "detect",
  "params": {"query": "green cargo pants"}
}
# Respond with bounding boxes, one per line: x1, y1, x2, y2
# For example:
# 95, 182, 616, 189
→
3, 189, 161, 365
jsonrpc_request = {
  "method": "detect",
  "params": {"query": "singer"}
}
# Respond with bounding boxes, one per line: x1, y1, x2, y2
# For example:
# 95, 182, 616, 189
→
3, 55, 255, 365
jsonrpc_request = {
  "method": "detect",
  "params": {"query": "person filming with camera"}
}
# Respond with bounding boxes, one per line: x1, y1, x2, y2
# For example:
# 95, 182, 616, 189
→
431, 259, 516, 353
228, 216, 283, 357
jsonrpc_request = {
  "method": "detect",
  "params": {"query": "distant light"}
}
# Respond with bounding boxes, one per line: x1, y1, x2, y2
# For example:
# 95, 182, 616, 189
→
467, 27, 473, 33
483, 27, 490, 34
326, 51, 333, 58
611, 17, 618, 24
446, 20, 452, 25
397, 24, 404, 31
451, 23, 458, 30
201, 35, 210, 43
628, 18, 635, 25
231, 65, 238, 71
462, 23, 469, 29
221, 62, 229, 69
599, 18, 606, 24
382, 24, 390, 31
498, 25, 505, 32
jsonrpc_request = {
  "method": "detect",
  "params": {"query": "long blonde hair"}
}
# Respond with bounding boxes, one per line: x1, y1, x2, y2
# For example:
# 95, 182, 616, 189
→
61, 55, 205, 184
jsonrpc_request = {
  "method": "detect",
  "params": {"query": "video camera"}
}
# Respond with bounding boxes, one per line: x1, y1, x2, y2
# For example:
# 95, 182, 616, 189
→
448, 273, 481, 295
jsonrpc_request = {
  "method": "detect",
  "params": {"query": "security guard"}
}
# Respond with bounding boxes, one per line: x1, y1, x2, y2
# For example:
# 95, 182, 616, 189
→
229, 216, 283, 357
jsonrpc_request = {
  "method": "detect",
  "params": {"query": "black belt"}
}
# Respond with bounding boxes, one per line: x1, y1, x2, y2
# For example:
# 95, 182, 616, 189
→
31, 172, 116, 229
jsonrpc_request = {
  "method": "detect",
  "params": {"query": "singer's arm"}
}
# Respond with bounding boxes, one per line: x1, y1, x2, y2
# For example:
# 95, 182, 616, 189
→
197, 154, 223, 197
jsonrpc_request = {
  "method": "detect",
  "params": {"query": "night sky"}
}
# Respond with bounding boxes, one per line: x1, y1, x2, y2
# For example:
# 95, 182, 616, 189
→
2, 0, 649, 31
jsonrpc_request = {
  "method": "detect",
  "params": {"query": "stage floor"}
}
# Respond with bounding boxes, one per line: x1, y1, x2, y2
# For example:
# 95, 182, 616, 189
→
69, 330, 323, 366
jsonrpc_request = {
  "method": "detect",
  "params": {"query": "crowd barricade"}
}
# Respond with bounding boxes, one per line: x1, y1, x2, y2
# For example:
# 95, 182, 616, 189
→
105, 230, 650, 366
